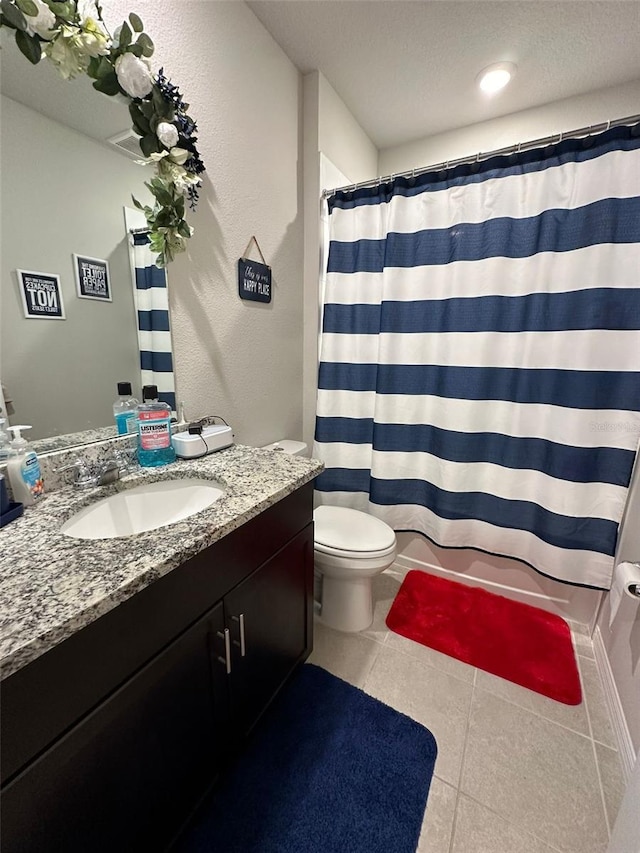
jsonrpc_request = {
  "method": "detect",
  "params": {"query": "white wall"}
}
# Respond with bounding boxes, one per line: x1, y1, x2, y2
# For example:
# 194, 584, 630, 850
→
1, 95, 144, 439
302, 71, 377, 450
317, 73, 378, 185
379, 79, 640, 175
104, 0, 304, 448
596, 452, 640, 761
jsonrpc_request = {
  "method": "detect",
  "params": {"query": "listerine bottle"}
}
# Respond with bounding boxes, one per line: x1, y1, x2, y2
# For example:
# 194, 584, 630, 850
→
136, 385, 176, 467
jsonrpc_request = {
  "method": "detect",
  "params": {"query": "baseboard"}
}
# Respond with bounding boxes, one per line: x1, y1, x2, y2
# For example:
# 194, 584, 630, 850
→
593, 626, 636, 782
394, 552, 588, 616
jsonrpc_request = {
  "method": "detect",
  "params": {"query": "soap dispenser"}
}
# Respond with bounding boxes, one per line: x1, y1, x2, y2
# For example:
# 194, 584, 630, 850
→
6, 425, 44, 506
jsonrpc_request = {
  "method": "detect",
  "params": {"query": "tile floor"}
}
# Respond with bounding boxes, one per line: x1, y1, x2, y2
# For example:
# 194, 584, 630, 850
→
307, 566, 628, 853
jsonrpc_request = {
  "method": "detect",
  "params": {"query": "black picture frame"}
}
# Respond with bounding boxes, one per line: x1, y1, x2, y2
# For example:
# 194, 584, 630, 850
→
73, 254, 111, 302
17, 269, 66, 320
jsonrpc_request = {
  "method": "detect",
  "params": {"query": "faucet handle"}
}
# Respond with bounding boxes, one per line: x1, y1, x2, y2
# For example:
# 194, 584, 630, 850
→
112, 446, 137, 475
55, 457, 95, 488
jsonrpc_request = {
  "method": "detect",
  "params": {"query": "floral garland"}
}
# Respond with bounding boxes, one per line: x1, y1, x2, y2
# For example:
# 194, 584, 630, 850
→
0, 0, 205, 267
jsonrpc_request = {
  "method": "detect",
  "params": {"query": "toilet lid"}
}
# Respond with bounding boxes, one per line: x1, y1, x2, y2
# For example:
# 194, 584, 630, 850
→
314, 506, 396, 554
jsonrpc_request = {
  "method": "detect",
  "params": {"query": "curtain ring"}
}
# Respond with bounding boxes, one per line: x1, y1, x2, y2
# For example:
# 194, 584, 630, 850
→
558, 131, 563, 143
583, 125, 594, 148
606, 120, 611, 131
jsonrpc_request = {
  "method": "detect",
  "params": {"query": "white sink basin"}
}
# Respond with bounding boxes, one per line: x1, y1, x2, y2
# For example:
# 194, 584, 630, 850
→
61, 479, 225, 540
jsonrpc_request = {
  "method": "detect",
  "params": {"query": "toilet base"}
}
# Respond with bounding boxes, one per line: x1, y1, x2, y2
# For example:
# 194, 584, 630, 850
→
319, 574, 374, 633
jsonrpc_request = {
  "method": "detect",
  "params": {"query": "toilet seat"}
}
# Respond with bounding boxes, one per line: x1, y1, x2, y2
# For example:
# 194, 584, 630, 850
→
314, 540, 397, 560
314, 505, 396, 558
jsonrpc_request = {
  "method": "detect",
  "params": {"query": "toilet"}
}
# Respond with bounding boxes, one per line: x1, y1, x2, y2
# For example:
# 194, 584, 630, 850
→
262, 440, 397, 632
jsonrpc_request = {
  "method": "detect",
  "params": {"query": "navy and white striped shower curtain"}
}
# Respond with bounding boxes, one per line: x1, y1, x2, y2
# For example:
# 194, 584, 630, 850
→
132, 232, 176, 412
314, 126, 640, 589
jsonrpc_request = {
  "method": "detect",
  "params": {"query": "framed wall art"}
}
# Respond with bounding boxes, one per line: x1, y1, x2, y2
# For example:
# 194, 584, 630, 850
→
17, 269, 66, 320
73, 254, 111, 302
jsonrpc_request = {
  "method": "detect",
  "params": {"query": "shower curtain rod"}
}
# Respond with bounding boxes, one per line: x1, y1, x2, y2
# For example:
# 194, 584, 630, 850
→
322, 112, 640, 199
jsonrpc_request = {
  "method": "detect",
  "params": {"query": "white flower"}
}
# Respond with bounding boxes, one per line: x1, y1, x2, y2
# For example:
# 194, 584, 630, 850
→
169, 147, 189, 166
78, 17, 109, 58
44, 27, 87, 78
76, 0, 100, 22
24, 0, 57, 39
115, 52, 153, 99
157, 122, 179, 149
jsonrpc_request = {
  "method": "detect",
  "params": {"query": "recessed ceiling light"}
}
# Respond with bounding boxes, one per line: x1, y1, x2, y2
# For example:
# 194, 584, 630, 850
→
477, 62, 517, 94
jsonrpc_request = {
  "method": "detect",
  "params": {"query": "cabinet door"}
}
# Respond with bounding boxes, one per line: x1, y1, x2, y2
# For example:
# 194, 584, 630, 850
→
225, 524, 314, 734
1, 602, 228, 853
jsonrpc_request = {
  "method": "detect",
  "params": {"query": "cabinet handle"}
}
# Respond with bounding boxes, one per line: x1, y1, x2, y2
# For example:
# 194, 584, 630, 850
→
216, 628, 231, 674
232, 613, 246, 657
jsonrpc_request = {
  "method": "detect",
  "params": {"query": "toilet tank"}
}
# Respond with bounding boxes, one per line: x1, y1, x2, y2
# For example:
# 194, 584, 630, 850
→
261, 440, 308, 456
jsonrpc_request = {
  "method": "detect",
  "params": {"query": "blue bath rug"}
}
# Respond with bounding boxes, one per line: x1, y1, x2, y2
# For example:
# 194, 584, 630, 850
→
175, 663, 437, 853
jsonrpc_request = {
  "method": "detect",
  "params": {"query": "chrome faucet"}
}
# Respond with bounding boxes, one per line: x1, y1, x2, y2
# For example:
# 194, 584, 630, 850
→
57, 448, 137, 489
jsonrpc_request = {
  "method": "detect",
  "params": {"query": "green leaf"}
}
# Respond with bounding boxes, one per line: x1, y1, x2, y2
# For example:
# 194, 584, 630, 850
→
92, 71, 121, 96
15, 0, 37, 16
129, 11, 143, 32
88, 55, 112, 80
151, 86, 173, 121
1, 0, 27, 31
140, 133, 162, 157
118, 20, 131, 47
127, 42, 143, 58
150, 184, 174, 208
46, 1, 74, 17
140, 100, 154, 119
131, 195, 144, 210
15, 28, 41, 62
137, 31, 153, 57
86, 55, 100, 79
177, 221, 191, 239
154, 209, 173, 227
129, 102, 150, 136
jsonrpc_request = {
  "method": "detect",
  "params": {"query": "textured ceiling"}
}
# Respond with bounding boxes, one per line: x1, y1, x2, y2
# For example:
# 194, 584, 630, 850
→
3, 2, 639, 150
247, 0, 640, 149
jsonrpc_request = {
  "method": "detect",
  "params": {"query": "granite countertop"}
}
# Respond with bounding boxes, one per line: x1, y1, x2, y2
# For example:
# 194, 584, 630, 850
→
0, 445, 323, 681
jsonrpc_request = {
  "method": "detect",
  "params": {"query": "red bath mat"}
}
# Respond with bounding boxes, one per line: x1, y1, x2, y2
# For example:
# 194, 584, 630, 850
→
386, 571, 582, 705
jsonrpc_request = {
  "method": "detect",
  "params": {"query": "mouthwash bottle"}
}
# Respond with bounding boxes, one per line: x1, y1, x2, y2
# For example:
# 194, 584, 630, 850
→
136, 385, 176, 467
113, 382, 139, 435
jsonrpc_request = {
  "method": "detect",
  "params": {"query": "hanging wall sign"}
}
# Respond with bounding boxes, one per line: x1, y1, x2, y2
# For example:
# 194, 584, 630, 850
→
17, 269, 66, 320
73, 254, 112, 301
238, 236, 272, 303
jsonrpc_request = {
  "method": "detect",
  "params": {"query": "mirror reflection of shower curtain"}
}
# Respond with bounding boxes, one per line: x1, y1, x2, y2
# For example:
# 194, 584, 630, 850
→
131, 232, 176, 412
314, 124, 640, 589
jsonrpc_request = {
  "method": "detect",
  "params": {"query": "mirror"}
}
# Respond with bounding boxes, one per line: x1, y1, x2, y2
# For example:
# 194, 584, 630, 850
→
0, 30, 173, 452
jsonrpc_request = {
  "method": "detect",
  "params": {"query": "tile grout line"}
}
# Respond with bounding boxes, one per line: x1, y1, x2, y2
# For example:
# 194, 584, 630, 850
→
458, 790, 566, 853
579, 651, 612, 839
447, 667, 477, 853
458, 674, 564, 853
382, 632, 601, 743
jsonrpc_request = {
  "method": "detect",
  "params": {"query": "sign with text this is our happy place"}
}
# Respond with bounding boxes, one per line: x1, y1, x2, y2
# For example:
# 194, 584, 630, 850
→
238, 258, 272, 303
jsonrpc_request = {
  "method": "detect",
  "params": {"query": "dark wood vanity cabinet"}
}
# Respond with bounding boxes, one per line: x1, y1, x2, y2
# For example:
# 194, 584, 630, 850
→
0, 483, 314, 853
